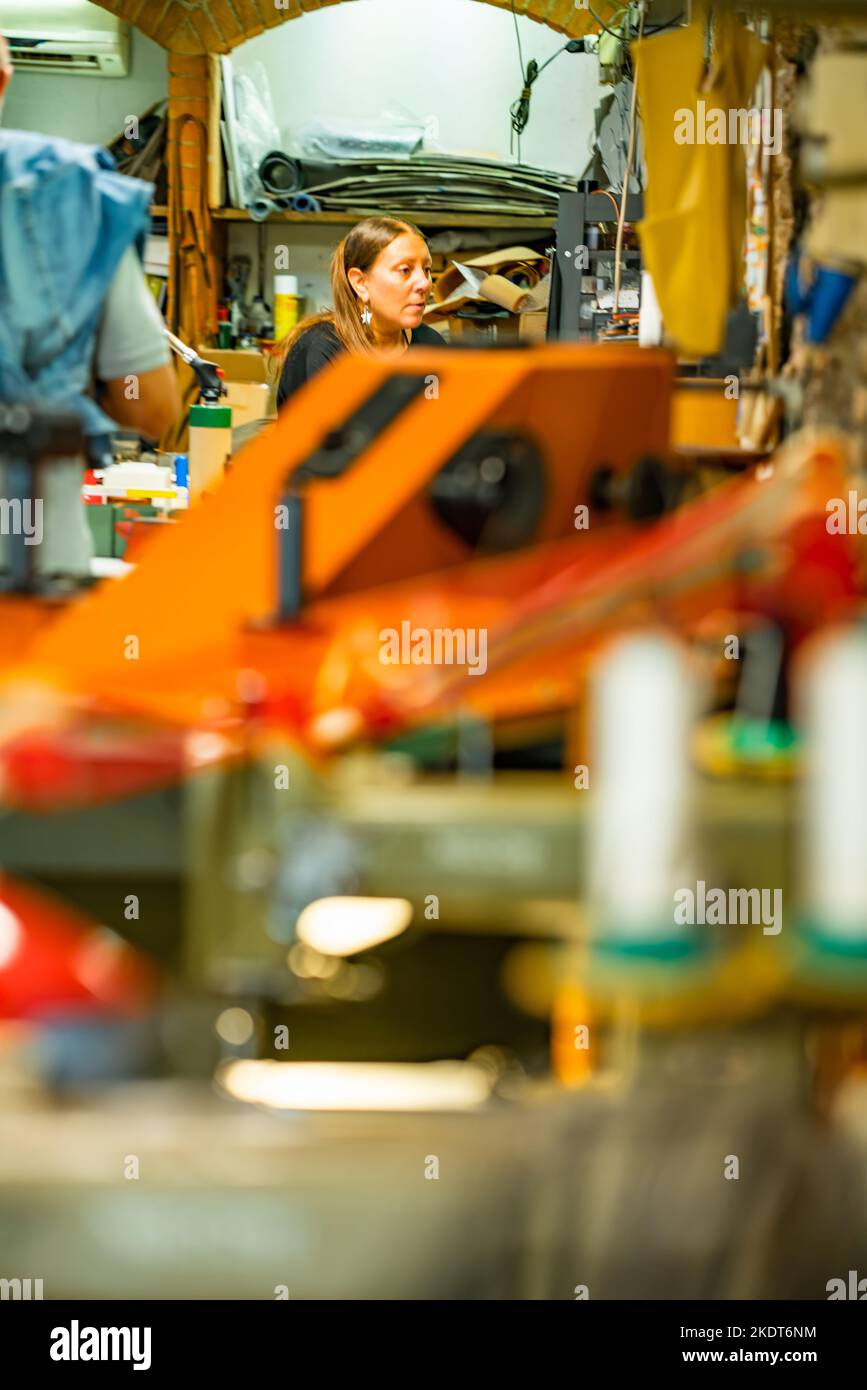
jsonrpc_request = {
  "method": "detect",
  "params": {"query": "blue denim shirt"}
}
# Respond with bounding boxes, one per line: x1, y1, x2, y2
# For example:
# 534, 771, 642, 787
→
0, 130, 153, 444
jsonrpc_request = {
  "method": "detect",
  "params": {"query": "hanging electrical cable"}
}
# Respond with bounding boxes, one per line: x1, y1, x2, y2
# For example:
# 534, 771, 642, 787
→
509, 0, 588, 163
508, 2, 684, 164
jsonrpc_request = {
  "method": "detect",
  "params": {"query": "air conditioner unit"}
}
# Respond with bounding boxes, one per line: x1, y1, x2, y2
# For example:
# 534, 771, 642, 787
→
3, 1, 131, 78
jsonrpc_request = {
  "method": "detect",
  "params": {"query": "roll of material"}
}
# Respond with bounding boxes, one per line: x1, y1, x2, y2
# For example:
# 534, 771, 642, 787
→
290, 192, 322, 214
248, 196, 277, 223
259, 151, 305, 197
477, 273, 534, 314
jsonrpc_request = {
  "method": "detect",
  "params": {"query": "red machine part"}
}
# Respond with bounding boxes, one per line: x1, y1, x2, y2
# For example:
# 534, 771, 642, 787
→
0, 875, 159, 1020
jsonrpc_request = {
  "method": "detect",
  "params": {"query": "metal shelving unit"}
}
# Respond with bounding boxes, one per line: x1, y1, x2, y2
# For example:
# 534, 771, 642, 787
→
547, 185, 644, 343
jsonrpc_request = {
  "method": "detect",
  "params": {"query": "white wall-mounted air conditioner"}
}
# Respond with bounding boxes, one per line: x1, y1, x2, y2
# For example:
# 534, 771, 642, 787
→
3, 1, 131, 77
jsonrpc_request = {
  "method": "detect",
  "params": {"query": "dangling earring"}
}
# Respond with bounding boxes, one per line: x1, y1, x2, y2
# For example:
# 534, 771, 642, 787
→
360, 300, 372, 326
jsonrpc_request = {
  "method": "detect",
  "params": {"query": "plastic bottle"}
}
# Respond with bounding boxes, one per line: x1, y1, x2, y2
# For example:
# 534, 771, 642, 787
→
188, 404, 233, 501
217, 307, 232, 350
274, 275, 300, 342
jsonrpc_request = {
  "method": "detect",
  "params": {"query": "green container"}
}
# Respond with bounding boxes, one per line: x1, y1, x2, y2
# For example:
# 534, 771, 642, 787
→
86, 504, 117, 559
86, 501, 160, 559
189, 405, 233, 429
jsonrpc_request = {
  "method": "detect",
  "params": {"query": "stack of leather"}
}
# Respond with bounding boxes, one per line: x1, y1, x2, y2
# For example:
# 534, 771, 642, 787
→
242, 152, 574, 221
300, 153, 574, 217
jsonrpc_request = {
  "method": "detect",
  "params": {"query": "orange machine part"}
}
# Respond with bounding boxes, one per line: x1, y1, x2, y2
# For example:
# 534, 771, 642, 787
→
4, 344, 673, 724
0, 344, 855, 777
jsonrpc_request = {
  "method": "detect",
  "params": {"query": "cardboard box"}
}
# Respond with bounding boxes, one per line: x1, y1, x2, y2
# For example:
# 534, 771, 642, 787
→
197, 347, 269, 384
225, 381, 276, 429
445, 317, 522, 346
196, 346, 275, 427
520, 311, 549, 343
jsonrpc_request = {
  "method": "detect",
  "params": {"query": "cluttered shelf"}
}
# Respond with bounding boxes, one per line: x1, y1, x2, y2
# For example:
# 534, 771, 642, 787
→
134, 55, 646, 349
211, 207, 556, 230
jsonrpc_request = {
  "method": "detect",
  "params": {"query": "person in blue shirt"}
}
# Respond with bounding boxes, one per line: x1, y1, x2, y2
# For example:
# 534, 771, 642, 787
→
0, 33, 179, 578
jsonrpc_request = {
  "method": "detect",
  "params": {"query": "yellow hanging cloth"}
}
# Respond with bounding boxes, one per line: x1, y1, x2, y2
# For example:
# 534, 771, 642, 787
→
634, 6, 768, 358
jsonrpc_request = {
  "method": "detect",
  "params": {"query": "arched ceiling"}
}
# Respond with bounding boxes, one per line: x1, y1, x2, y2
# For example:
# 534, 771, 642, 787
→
95, 0, 596, 55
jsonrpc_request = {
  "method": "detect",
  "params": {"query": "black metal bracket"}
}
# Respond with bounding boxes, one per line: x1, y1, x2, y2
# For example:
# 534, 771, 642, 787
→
547, 183, 644, 343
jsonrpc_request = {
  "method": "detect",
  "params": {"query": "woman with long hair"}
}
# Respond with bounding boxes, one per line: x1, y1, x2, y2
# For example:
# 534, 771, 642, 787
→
273, 216, 446, 409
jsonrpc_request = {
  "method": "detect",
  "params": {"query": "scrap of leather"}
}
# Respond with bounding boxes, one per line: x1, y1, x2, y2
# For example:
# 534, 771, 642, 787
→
426, 246, 548, 321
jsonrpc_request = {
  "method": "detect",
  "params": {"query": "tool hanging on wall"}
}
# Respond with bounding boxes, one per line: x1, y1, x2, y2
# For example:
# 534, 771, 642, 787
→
170, 113, 213, 345
107, 100, 168, 200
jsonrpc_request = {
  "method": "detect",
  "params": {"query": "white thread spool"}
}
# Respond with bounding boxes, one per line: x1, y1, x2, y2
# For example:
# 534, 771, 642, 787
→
800, 629, 867, 938
588, 633, 694, 942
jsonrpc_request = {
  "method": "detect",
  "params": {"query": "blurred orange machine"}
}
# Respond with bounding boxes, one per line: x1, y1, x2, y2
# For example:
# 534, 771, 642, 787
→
0, 342, 860, 1044
0, 342, 855, 791
2, 344, 672, 727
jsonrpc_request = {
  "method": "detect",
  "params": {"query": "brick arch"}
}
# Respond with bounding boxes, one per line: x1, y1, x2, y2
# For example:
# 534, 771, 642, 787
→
96, 0, 596, 55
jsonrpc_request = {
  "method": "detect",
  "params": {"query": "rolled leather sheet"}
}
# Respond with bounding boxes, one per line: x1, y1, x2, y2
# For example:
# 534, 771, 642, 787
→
259, 151, 305, 196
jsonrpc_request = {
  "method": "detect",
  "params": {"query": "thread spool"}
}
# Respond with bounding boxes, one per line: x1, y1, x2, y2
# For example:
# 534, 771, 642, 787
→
588, 633, 695, 949
799, 628, 867, 943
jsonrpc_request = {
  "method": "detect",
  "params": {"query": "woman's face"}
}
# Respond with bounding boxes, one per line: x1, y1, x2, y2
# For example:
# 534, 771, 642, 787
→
354, 233, 432, 331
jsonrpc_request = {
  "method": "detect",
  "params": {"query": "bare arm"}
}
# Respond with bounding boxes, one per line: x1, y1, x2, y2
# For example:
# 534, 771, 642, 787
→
101, 363, 181, 442
95, 248, 182, 441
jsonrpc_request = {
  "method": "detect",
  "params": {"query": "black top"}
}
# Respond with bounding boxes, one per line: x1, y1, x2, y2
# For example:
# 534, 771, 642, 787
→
276, 319, 447, 410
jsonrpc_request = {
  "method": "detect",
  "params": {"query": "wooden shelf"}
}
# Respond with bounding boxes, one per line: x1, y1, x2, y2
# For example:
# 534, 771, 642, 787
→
149, 205, 169, 217
211, 207, 556, 231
